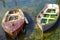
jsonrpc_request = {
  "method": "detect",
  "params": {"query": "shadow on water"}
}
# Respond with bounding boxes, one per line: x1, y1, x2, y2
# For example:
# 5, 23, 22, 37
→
23, 12, 34, 40
5, 12, 34, 40
0, 27, 6, 40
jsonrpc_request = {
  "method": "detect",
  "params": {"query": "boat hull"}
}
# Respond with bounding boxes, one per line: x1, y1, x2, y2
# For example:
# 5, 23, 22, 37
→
37, 17, 59, 31
37, 15, 58, 31
2, 21, 25, 38
37, 4, 59, 31
1, 9, 25, 38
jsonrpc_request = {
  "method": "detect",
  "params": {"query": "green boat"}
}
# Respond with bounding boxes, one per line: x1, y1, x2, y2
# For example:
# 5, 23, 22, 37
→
37, 4, 59, 31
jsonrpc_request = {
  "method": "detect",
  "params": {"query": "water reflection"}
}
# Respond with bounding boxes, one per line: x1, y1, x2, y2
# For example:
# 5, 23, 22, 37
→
2, 0, 6, 7
0, 0, 6, 7
56, 0, 60, 6
14, 0, 18, 6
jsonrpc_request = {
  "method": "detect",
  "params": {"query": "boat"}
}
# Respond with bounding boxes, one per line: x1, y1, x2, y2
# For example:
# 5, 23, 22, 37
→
2, 9, 28, 37
37, 4, 59, 31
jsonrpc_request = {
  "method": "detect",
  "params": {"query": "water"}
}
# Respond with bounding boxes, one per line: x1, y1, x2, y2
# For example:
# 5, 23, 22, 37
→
0, 0, 60, 40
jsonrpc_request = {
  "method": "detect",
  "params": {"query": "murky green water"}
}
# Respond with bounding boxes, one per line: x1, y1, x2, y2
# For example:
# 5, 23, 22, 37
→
0, 0, 60, 40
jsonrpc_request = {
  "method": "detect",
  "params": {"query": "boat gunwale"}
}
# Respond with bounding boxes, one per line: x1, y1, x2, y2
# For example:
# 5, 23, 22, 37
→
2, 9, 25, 23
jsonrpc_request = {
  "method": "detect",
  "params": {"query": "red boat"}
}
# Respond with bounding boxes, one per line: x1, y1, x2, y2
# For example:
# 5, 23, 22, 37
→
2, 9, 28, 37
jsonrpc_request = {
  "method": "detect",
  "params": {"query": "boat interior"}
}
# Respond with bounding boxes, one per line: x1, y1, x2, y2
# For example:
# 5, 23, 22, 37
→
41, 9, 57, 24
5, 9, 20, 22
40, 4, 59, 25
